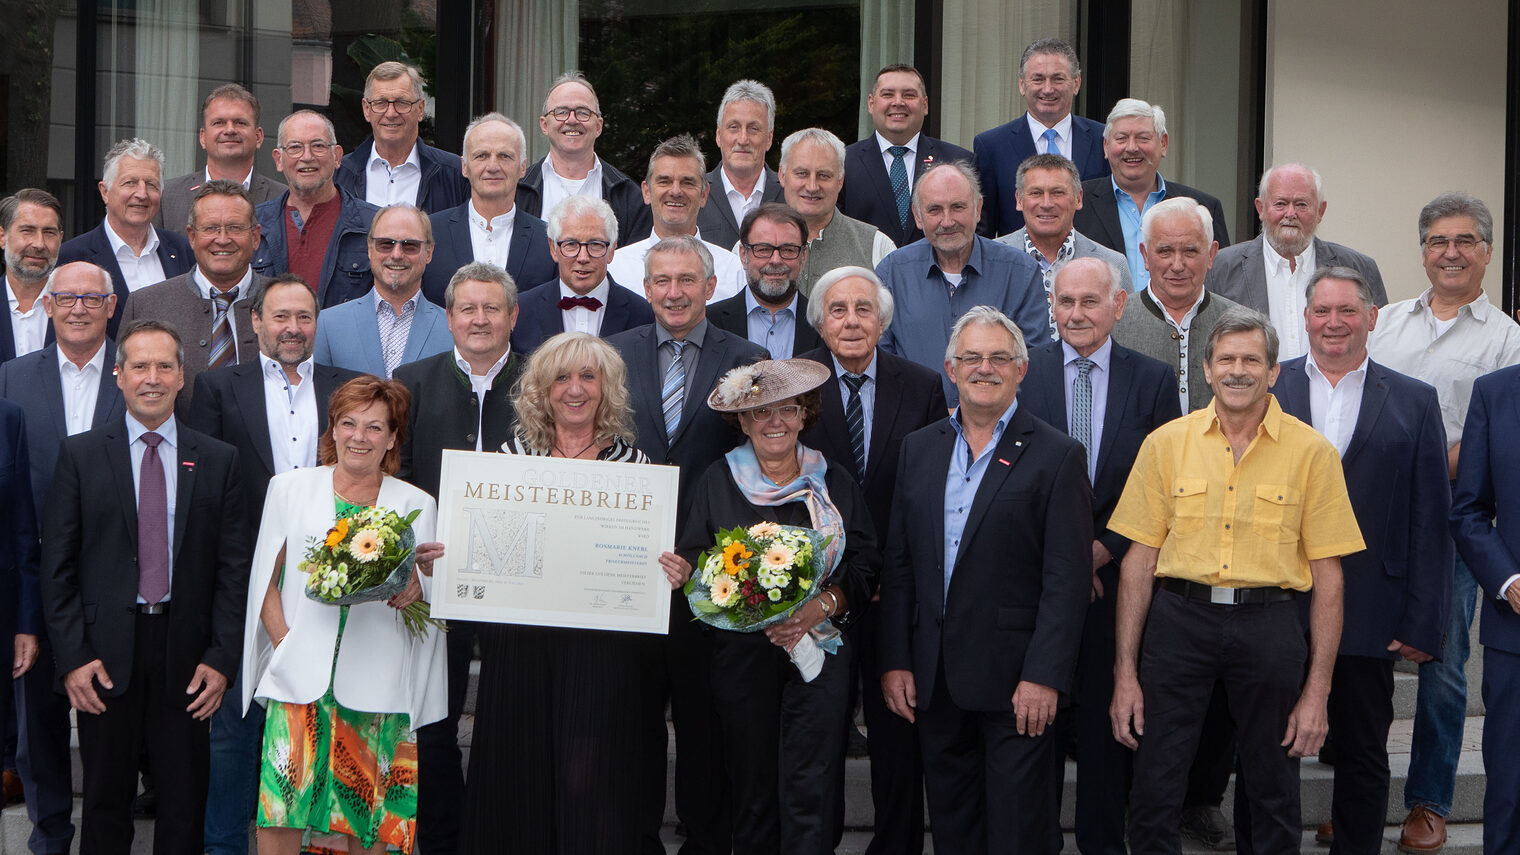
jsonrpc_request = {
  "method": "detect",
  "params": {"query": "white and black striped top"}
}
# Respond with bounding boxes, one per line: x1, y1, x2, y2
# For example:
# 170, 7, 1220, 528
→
500, 432, 648, 465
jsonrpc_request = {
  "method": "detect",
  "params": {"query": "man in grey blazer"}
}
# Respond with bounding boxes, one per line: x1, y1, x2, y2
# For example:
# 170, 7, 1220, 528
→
1204, 164, 1385, 361
697, 79, 786, 251
155, 85, 286, 235
119, 181, 267, 413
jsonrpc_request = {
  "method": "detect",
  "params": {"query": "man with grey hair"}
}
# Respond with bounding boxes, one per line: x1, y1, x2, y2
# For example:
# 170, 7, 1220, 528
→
778, 127, 896, 297
698, 79, 786, 250
157, 84, 287, 234
1109, 306, 1362, 855
880, 304, 1092, 854
877, 160, 1046, 406
517, 71, 651, 243
59, 139, 194, 339
1073, 98, 1229, 292
1206, 164, 1385, 360
335, 61, 468, 213
1, 189, 65, 364
422, 112, 556, 307
974, 37, 1110, 237
798, 264, 946, 854
708, 202, 821, 360
251, 110, 381, 308
607, 134, 745, 301
1368, 191, 1520, 853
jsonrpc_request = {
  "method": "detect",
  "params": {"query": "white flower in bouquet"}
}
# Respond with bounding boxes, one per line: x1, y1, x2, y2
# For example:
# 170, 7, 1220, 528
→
767, 588, 782, 602
760, 543, 796, 573
710, 576, 739, 608
350, 529, 384, 563
748, 521, 782, 539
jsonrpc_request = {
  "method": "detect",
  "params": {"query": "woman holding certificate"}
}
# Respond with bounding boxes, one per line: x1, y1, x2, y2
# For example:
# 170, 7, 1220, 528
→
460, 331, 690, 853
678, 359, 881, 855
241, 376, 447, 855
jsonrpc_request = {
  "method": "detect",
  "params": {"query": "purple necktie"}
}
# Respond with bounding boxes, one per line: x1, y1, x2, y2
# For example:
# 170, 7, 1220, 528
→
138, 432, 170, 603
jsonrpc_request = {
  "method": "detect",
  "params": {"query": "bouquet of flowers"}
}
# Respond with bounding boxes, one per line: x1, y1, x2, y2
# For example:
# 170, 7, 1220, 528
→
299, 506, 444, 640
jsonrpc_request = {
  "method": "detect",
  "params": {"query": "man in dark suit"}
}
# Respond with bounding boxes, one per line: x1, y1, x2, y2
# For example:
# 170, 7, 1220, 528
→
422, 113, 556, 307
187, 273, 355, 855
607, 236, 767, 855
512, 196, 654, 353
709, 203, 821, 360
393, 261, 522, 855
797, 265, 946, 855
1205, 164, 1385, 361
517, 72, 650, 244
0, 188, 64, 365
697, 80, 786, 251
840, 65, 973, 248
119, 181, 267, 413
1072, 98, 1230, 295
1451, 361, 1520, 855
0, 399, 34, 846
40, 318, 248, 855
1268, 267, 1450, 853
58, 139, 194, 340
974, 38, 1110, 238
879, 305, 1092, 854
155, 85, 286, 235
0, 260, 124, 855
335, 62, 469, 215
1017, 257, 1181, 855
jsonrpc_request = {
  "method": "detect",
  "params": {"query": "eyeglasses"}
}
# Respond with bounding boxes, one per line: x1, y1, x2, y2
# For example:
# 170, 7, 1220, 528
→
365, 97, 422, 114
192, 223, 252, 237
48, 292, 111, 309
555, 239, 611, 258
543, 107, 600, 123
951, 352, 1018, 367
280, 141, 332, 157
369, 237, 429, 255
743, 242, 804, 260
1424, 235, 1485, 253
749, 404, 803, 422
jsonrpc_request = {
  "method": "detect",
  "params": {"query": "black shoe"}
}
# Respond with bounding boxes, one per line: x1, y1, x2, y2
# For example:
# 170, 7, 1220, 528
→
1180, 805, 1235, 850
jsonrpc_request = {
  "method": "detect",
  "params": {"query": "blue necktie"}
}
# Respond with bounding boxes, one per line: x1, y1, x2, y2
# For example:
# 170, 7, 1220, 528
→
843, 373, 868, 478
887, 145, 911, 229
661, 340, 687, 440
1072, 358, 1094, 480
1042, 128, 1060, 155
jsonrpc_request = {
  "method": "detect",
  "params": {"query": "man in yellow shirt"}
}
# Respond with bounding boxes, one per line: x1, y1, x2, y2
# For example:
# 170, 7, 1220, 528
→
1107, 307, 1364, 854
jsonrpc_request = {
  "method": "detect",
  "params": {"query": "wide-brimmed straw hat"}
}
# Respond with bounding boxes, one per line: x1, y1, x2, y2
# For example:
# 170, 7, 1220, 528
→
706, 359, 831, 412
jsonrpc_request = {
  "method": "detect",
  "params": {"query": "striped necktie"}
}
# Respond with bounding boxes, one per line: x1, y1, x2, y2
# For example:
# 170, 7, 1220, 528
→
662, 340, 687, 440
843, 372, 868, 478
208, 289, 237, 370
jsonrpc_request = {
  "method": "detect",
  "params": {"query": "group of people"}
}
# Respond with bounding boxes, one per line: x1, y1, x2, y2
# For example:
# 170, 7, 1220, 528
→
0, 30, 1515, 855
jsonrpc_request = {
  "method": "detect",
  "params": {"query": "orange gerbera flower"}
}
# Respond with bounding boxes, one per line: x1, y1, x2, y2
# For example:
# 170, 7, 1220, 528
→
722, 541, 752, 575
324, 518, 351, 549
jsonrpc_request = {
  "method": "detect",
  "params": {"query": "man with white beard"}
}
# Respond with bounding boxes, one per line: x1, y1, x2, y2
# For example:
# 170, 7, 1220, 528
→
707, 202, 821, 360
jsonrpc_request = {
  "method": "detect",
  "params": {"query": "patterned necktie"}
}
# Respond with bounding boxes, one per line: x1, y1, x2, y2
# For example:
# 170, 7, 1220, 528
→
1041, 128, 1060, 155
843, 373, 868, 478
209, 290, 236, 370
1072, 358, 1094, 477
662, 340, 687, 440
138, 431, 170, 604
887, 145, 911, 229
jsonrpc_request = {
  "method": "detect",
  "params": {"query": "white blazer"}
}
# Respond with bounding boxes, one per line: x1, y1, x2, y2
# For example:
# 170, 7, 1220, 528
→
241, 466, 447, 727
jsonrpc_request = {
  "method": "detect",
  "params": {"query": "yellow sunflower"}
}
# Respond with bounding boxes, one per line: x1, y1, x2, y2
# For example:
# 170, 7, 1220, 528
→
722, 541, 753, 575
324, 518, 350, 549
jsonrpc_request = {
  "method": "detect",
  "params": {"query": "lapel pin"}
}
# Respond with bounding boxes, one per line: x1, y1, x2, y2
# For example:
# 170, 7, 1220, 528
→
181, 460, 196, 470
997, 458, 1010, 466
1015, 441, 1023, 447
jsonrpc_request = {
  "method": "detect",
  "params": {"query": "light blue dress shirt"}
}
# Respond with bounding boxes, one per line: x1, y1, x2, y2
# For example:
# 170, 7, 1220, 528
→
831, 351, 878, 467
744, 289, 800, 361
1113, 175, 1167, 292
942, 397, 1018, 600
126, 413, 178, 601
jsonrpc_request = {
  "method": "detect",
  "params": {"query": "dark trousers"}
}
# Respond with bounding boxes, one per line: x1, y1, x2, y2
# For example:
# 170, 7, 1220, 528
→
16, 635, 76, 855
1482, 646, 1520, 855
1073, 563, 1131, 855
854, 609, 925, 855
203, 667, 266, 855
1128, 591, 1306, 855
918, 667, 1060, 855
76, 613, 210, 855
710, 630, 852, 855
416, 621, 476, 855
1183, 683, 1236, 809
1326, 655, 1395, 855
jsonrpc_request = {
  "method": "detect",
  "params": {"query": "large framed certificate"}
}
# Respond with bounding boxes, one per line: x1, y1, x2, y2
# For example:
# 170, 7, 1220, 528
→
431, 449, 680, 634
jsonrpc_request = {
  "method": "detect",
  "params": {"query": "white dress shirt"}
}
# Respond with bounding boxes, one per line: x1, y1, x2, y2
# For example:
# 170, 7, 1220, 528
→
58, 343, 107, 435
5, 276, 47, 356
539, 154, 604, 222
364, 143, 423, 207
1305, 351, 1367, 457
607, 233, 745, 302
454, 347, 512, 452
127, 412, 178, 600
205, 166, 254, 190
559, 279, 612, 336
1025, 113, 1075, 160
1263, 237, 1316, 360
103, 219, 167, 293
721, 167, 767, 233
1062, 338, 1111, 482
875, 131, 922, 187
468, 202, 517, 271
261, 354, 319, 473
193, 266, 253, 347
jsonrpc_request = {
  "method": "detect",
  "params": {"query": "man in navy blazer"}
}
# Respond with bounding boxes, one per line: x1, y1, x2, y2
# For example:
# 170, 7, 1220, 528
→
1451, 362, 1520, 855
334, 62, 468, 215
697, 80, 786, 251
973, 39, 1109, 238
1017, 257, 1180, 855
0, 261, 125, 855
58, 139, 194, 340
840, 65, 973, 248
421, 113, 556, 307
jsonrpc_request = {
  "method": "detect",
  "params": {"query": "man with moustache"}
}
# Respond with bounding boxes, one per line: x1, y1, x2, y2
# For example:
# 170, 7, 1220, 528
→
607, 134, 746, 302
697, 80, 786, 251
251, 110, 380, 308
312, 204, 452, 378
422, 113, 556, 307
1206, 164, 1385, 360
157, 84, 286, 235
336, 62, 469, 214
708, 203, 821, 360
518, 71, 651, 243
188, 274, 356, 855
779, 128, 897, 297
1, 189, 64, 364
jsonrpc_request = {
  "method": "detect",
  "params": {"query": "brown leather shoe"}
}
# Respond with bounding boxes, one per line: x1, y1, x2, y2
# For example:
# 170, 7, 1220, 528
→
1315, 821, 1334, 845
0, 769, 21, 805
1398, 806, 1447, 852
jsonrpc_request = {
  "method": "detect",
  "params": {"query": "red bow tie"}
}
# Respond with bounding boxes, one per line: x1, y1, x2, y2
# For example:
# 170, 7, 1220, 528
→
558, 295, 603, 311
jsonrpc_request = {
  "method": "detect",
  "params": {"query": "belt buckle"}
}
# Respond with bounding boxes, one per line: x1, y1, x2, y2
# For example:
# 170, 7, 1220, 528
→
1209, 586, 1234, 605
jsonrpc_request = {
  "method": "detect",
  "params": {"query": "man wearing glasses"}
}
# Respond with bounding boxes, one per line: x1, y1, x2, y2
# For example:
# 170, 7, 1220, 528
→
335, 61, 468, 215
517, 71, 652, 244
708, 202, 822, 360
252, 110, 381, 308
312, 204, 451, 379
118, 181, 267, 412
1368, 192, 1520, 854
